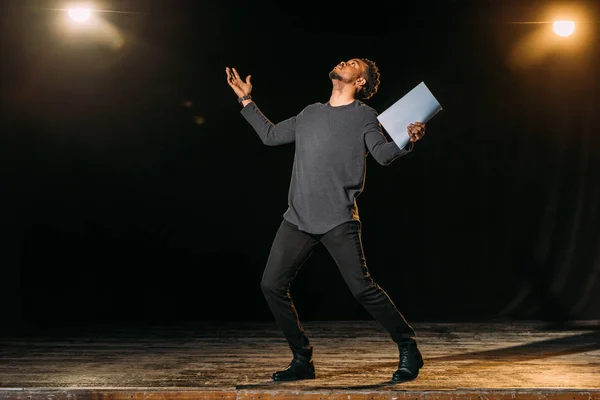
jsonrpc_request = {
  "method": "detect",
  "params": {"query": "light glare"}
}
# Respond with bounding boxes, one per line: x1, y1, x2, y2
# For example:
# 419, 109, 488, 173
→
68, 7, 91, 24
553, 20, 575, 37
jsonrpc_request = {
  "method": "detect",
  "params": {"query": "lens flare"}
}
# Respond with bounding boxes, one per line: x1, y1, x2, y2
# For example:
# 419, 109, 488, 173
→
553, 20, 575, 36
68, 7, 91, 24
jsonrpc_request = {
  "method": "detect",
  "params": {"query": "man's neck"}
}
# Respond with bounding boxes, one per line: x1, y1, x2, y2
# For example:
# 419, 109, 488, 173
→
329, 83, 356, 107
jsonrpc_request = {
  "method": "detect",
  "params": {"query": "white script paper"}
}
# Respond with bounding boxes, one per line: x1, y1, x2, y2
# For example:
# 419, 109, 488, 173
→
377, 82, 442, 149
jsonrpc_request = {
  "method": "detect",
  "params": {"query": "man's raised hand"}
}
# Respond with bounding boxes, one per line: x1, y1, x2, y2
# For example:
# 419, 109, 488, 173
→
225, 67, 252, 98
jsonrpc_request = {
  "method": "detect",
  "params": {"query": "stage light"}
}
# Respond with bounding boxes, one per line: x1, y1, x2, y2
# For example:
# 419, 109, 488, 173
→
68, 7, 92, 24
553, 20, 575, 36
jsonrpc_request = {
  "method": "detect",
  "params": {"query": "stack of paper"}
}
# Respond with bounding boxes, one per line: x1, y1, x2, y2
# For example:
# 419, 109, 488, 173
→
377, 81, 443, 149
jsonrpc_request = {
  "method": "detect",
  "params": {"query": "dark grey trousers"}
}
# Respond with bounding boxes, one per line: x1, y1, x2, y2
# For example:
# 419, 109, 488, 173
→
260, 218, 416, 353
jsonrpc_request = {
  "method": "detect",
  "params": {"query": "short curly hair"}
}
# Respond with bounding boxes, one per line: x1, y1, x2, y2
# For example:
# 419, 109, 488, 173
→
357, 58, 380, 100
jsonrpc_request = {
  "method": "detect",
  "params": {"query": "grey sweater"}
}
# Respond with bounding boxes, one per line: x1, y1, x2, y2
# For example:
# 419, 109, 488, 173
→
240, 100, 412, 234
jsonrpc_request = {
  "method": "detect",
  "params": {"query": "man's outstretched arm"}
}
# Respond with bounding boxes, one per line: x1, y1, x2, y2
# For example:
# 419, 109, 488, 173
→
225, 67, 295, 146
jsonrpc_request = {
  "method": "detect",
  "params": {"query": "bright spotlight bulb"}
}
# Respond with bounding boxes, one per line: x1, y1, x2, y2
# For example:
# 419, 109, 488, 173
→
68, 7, 91, 24
553, 20, 575, 37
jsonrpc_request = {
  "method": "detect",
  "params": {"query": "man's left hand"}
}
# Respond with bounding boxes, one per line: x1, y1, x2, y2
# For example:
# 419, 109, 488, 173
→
408, 122, 426, 143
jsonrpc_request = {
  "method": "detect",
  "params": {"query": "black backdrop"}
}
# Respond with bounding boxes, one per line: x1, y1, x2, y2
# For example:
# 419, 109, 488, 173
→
1, 0, 599, 330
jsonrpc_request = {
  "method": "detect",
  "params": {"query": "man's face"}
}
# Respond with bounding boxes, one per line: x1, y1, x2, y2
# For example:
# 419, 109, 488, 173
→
329, 59, 367, 85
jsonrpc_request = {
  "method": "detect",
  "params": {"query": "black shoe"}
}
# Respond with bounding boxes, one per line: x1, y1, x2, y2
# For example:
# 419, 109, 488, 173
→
272, 349, 316, 382
392, 342, 424, 382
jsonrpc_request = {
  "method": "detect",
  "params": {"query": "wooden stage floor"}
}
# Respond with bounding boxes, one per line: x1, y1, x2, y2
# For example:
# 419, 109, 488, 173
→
1, 320, 599, 399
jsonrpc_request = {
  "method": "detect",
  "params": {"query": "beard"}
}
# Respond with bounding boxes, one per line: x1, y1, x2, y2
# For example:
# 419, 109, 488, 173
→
329, 70, 346, 82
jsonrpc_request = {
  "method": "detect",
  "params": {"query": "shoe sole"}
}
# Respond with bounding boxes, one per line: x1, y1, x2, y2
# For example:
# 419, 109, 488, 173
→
273, 373, 316, 382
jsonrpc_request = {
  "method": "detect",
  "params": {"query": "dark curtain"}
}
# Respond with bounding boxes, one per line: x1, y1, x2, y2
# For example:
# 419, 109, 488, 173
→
1, 0, 598, 328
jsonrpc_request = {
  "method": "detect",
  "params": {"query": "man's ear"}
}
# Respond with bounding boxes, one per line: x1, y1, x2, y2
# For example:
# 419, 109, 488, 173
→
355, 77, 366, 88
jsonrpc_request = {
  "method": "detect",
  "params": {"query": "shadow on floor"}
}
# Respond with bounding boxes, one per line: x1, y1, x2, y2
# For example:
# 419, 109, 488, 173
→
431, 329, 600, 362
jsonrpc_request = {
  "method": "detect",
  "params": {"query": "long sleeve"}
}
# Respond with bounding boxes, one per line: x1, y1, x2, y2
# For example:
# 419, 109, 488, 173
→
240, 102, 297, 146
364, 111, 412, 166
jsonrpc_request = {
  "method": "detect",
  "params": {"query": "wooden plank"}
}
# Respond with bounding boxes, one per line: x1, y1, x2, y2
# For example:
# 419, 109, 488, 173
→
0, 321, 598, 391
0, 390, 236, 400
1, 389, 599, 400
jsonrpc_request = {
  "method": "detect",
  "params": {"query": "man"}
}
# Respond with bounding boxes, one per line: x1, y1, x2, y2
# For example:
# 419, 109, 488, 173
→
225, 58, 426, 382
